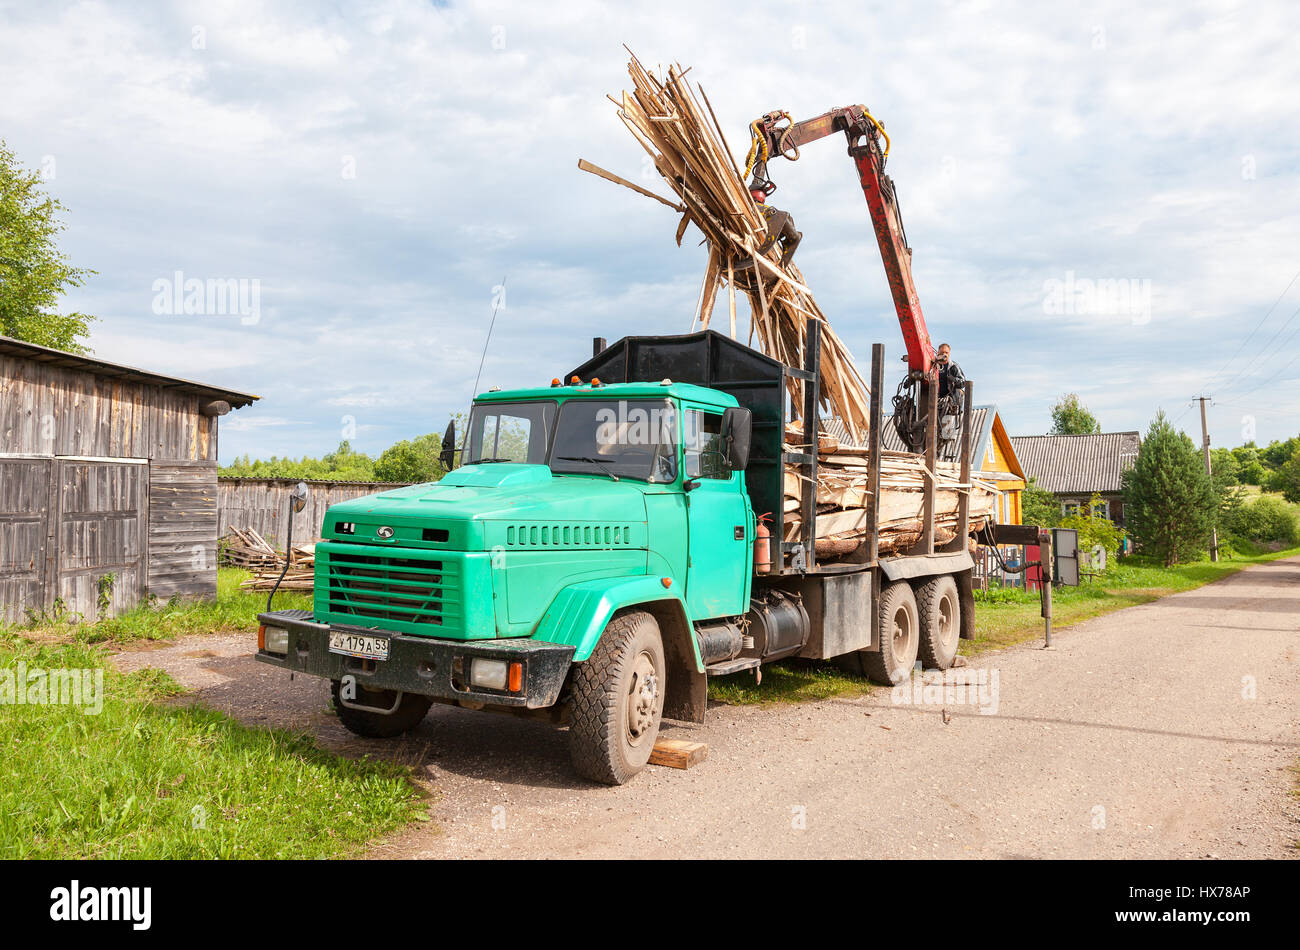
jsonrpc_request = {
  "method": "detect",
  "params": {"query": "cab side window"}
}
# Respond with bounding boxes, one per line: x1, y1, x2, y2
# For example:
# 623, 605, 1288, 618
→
684, 409, 729, 479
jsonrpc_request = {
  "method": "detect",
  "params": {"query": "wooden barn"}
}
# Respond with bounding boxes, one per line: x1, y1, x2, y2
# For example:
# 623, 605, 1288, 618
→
0, 335, 257, 622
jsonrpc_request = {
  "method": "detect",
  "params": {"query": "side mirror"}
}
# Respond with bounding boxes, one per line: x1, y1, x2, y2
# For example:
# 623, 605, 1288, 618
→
721, 407, 752, 471
439, 419, 457, 471
289, 481, 309, 514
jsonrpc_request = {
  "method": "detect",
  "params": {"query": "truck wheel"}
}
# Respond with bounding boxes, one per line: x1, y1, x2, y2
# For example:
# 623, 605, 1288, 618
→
863, 581, 920, 686
916, 574, 961, 670
330, 679, 432, 739
567, 610, 665, 785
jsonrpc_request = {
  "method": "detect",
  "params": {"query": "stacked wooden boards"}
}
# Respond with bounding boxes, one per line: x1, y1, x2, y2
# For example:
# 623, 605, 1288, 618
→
220, 529, 318, 591
782, 427, 999, 558
583, 51, 870, 441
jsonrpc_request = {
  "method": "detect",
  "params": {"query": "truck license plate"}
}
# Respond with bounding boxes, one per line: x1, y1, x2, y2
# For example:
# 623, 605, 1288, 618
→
328, 631, 390, 660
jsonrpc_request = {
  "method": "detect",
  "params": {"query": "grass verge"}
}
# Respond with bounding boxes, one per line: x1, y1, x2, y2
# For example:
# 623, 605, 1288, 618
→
0, 634, 424, 858
4, 567, 311, 644
966, 548, 1300, 655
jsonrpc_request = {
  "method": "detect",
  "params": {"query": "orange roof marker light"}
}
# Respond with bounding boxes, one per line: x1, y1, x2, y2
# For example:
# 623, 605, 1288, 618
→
591, 377, 602, 387
551, 377, 562, 387
661, 577, 673, 588
570, 375, 581, 385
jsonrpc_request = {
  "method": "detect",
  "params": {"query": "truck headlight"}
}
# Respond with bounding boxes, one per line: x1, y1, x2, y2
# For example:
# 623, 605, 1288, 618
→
261, 625, 289, 655
469, 658, 508, 690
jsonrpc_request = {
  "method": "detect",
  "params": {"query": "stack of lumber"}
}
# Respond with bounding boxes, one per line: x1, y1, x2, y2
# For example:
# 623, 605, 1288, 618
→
783, 425, 998, 558
221, 529, 318, 590
219, 527, 280, 571
584, 51, 870, 441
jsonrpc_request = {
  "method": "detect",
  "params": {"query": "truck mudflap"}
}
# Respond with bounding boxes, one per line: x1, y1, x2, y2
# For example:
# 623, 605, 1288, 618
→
254, 610, 575, 709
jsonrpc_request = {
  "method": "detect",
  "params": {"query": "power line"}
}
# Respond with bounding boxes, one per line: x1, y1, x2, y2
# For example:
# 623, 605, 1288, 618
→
1213, 302, 1300, 395
1200, 268, 1300, 392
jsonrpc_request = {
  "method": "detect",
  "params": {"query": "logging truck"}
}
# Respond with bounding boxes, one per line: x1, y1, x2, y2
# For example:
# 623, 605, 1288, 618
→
255, 328, 999, 784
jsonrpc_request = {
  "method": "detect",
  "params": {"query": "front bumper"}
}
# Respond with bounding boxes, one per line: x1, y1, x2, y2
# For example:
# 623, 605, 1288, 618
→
255, 609, 574, 709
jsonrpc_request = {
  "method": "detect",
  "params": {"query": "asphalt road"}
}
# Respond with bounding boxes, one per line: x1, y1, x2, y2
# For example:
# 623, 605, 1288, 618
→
113, 556, 1300, 859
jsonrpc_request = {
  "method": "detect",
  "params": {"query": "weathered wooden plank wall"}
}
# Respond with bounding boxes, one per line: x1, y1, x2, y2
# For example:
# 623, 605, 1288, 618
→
217, 478, 408, 549
0, 458, 50, 623
0, 352, 230, 620
149, 462, 218, 599
0, 353, 214, 460
53, 459, 148, 618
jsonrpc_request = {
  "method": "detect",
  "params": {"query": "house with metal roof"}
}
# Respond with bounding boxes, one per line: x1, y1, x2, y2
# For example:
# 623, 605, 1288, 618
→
0, 335, 258, 621
1008, 431, 1141, 525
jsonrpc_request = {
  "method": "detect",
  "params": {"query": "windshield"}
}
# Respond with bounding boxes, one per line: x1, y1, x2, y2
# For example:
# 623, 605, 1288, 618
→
465, 401, 556, 464
549, 398, 679, 483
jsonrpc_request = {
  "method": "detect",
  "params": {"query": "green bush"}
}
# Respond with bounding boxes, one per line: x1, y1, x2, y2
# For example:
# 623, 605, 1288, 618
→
1059, 492, 1125, 572
1223, 494, 1300, 547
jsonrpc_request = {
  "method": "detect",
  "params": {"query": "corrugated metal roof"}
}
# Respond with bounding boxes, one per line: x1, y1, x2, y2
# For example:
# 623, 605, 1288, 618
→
0, 334, 259, 407
1008, 432, 1141, 494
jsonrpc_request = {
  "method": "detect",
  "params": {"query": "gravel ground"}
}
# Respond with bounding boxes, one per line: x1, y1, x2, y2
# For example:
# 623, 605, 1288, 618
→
111, 556, 1300, 859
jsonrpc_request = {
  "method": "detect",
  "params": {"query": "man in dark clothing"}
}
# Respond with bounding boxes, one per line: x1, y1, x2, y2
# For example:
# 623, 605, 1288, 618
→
936, 343, 965, 405
749, 185, 802, 266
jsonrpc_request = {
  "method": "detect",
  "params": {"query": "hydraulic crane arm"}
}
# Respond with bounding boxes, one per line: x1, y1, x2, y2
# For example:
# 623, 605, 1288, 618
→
747, 106, 935, 377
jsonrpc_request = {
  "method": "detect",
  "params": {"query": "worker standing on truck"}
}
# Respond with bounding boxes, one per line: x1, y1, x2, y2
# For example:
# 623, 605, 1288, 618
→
936, 342, 965, 408
749, 183, 802, 266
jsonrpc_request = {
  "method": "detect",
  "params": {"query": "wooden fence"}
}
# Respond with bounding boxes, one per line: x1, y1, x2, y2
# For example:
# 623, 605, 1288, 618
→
217, 478, 408, 551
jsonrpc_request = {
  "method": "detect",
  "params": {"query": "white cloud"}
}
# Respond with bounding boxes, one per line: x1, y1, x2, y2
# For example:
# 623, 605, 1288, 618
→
2, 0, 1298, 462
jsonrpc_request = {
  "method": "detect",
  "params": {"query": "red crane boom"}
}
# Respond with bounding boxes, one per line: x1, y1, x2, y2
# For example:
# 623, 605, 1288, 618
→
746, 105, 935, 378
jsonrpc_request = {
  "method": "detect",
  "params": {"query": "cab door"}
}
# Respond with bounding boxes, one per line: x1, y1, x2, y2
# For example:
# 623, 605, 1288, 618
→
681, 405, 752, 620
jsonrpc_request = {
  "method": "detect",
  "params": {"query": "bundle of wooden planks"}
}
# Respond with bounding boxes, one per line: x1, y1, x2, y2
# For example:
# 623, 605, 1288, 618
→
583, 51, 870, 441
219, 527, 281, 571
584, 52, 1000, 561
783, 425, 998, 558
221, 529, 318, 590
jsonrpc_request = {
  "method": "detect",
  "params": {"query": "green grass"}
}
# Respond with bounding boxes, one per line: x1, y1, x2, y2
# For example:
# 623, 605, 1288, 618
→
708, 659, 873, 705
966, 547, 1300, 655
5, 567, 311, 644
0, 634, 424, 858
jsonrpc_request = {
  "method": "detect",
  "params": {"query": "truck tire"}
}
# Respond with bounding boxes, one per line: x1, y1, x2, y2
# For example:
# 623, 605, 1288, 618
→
916, 574, 961, 670
330, 679, 432, 739
863, 581, 920, 686
567, 610, 665, 785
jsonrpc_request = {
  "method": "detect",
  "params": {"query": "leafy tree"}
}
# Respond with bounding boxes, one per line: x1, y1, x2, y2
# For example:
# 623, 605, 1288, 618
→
1020, 476, 1059, 529
221, 440, 376, 481
1260, 436, 1300, 470
1049, 393, 1100, 436
1274, 446, 1300, 505
0, 141, 96, 352
374, 432, 445, 483
1209, 447, 1239, 485
1121, 411, 1218, 566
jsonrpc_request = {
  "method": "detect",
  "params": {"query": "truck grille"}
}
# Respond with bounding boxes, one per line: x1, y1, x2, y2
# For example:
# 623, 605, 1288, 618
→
323, 551, 454, 628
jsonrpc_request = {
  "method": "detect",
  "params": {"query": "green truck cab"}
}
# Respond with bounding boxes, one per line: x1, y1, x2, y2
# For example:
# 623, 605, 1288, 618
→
257, 331, 978, 784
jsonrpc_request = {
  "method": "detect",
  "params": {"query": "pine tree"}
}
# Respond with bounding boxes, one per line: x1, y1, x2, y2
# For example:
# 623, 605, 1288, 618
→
1121, 411, 1218, 565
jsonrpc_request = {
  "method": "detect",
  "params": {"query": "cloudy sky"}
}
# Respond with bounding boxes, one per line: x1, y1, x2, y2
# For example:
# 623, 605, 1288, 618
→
3, 0, 1298, 463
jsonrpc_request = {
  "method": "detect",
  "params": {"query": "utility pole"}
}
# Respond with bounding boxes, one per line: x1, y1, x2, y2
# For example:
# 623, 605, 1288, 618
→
1197, 395, 1218, 562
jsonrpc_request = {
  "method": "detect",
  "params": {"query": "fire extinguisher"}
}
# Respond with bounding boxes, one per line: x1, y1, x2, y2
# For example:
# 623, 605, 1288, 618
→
754, 512, 772, 574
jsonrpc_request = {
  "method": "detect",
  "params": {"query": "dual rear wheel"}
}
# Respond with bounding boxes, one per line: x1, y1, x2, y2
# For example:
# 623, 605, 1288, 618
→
861, 574, 962, 686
